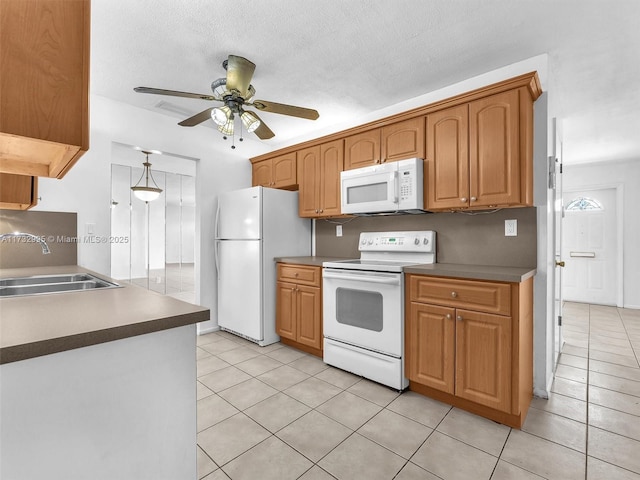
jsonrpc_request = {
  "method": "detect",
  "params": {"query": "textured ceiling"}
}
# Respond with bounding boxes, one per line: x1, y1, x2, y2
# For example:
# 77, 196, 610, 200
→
90, 0, 640, 165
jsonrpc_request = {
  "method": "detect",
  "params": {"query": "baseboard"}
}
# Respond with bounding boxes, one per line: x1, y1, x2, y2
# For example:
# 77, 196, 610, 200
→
197, 325, 219, 335
623, 303, 640, 310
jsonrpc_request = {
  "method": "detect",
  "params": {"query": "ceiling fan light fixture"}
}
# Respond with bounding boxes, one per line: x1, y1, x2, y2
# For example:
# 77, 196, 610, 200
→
131, 151, 163, 202
241, 111, 261, 133
211, 105, 231, 126
217, 117, 234, 136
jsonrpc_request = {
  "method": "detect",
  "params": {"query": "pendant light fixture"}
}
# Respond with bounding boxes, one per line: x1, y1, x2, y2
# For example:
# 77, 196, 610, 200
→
131, 150, 162, 202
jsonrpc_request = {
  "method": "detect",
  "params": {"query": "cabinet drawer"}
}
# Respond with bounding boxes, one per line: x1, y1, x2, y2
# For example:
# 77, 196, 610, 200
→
277, 263, 321, 287
409, 275, 511, 316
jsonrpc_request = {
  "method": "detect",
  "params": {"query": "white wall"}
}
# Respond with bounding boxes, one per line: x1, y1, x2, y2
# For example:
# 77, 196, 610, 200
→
34, 94, 259, 329
564, 159, 640, 309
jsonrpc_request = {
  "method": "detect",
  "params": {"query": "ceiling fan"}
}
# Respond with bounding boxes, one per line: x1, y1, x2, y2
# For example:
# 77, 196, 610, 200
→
134, 55, 319, 145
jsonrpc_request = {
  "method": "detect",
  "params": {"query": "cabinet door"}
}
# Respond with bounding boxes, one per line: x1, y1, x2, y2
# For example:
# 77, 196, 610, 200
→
425, 105, 469, 210
469, 89, 520, 207
297, 146, 321, 217
455, 309, 512, 412
296, 285, 322, 350
1, 0, 90, 178
276, 281, 297, 341
272, 153, 297, 189
252, 160, 272, 187
319, 139, 343, 217
0, 173, 37, 210
344, 129, 380, 170
382, 117, 425, 162
407, 302, 455, 394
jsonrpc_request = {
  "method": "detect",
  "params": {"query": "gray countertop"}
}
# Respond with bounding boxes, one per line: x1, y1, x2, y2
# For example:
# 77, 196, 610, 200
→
404, 263, 536, 282
275, 256, 351, 267
275, 257, 535, 283
0, 265, 209, 364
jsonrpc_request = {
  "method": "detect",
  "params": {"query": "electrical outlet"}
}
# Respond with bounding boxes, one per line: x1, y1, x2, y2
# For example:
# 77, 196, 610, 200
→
336, 225, 343, 237
505, 219, 517, 236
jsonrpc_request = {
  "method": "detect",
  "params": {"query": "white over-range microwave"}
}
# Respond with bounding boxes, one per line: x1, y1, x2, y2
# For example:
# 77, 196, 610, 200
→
340, 157, 425, 214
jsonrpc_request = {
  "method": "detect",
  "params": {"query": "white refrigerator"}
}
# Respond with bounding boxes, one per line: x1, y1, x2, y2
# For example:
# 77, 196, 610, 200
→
215, 186, 311, 346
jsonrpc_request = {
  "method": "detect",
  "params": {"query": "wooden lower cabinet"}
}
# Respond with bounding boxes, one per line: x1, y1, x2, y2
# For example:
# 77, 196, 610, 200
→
276, 263, 323, 357
406, 274, 533, 428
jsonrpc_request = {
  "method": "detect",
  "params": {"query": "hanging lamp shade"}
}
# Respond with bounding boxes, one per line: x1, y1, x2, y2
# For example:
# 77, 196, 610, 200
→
131, 151, 162, 202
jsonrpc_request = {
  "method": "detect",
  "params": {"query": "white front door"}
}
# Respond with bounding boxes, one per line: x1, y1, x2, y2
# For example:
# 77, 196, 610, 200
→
562, 187, 618, 305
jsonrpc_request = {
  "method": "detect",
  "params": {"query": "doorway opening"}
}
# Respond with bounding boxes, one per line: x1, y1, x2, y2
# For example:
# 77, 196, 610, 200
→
109, 143, 197, 304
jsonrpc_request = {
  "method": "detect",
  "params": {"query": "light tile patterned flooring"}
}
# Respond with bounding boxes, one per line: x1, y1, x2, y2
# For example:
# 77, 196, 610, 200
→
196, 303, 640, 479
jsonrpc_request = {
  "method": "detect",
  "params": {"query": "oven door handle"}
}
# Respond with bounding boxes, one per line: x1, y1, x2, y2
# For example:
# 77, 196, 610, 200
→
323, 271, 401, 285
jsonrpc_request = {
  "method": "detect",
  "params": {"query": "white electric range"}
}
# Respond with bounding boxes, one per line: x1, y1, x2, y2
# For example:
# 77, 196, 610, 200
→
322, 231, 436, 390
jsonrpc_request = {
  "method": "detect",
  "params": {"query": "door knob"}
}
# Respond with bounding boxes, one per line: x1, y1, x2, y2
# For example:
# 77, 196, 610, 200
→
556, 261, 565, 267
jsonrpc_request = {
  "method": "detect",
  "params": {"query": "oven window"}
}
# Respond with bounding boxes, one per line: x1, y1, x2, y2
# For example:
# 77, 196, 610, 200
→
335, 287, 383, 332
347, 182, 388, 204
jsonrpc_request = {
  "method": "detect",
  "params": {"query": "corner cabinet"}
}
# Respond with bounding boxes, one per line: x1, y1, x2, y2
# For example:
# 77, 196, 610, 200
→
297, 140, 343, 218
405, 274, 533, 428
251, 153, 297, 190
0, 0, 90, 178
344, 117, 425, 170
276, 263, 323, 357
425, 88, 534, 211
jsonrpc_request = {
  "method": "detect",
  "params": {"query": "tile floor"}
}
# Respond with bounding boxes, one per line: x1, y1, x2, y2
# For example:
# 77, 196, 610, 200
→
195, 303, 640, 479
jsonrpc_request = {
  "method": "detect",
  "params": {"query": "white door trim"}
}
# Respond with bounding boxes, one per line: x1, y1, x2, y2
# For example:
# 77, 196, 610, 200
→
563, 182, 624, 308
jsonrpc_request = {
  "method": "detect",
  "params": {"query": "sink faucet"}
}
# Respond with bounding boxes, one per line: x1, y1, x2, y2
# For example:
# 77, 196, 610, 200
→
0, 232, 51, 254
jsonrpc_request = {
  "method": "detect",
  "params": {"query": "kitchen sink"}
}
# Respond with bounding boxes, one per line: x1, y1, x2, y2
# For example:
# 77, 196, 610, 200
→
0, 273, 120, 297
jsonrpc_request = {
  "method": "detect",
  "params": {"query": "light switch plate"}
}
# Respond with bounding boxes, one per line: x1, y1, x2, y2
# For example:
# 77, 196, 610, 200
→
505, 219, 517, 236
336, 225, 343, 237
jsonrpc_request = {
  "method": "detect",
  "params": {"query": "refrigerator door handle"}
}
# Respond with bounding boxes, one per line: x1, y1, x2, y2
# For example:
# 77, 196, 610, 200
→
214, 239, 220, 279
214, 201, 220, 240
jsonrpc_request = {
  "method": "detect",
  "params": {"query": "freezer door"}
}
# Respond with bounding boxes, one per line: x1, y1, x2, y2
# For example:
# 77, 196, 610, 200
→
217, 239, 262, 341
216, 186, 262, 240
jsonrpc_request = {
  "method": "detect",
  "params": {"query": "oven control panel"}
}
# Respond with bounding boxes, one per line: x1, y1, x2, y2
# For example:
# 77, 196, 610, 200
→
358, 231, 435, 253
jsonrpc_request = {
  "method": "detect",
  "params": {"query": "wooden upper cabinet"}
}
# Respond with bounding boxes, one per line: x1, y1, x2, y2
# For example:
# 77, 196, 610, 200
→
469, 89, 522, 208
251, 152, 297, 190
381, 117, 425, 162
426, 87, 533, 211
0, 173, 38, 210
0, 0, 90, 178
425, 105, 469, 210
345, 117, 424, 170
298, 139, 343, 218
344, 130, 380, 170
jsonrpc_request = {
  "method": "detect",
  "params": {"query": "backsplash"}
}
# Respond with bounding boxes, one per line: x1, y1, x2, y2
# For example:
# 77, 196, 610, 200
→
315, 207, 536, 268
0, 210, 77, 268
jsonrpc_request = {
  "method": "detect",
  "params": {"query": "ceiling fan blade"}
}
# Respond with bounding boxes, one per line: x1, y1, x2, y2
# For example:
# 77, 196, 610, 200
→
250, 112, 275, 139
225, 55, 256, 97
178, 108, 214, 127
134, 86, 216, 101
250, 100, 319, 120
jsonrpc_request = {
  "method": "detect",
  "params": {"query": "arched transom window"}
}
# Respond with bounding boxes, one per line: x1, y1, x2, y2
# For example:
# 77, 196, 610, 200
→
565, 196, 603, 211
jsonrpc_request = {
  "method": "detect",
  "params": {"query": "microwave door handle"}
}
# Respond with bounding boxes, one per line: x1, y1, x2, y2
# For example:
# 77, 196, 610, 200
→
392, 171, 399, 203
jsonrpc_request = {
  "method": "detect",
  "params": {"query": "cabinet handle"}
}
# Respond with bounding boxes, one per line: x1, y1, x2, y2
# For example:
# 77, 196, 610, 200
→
445, 314, 452, 319
470, 196, 477, 202
451, 291, 458, 298
456, 315, 463, 321
295, 272, 299, 277
319, 209, 323, 213
460, 197, 467, 203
